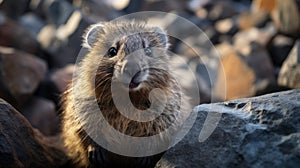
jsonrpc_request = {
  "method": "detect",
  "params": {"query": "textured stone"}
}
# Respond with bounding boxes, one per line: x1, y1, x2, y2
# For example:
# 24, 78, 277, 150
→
0, 46, 47, 107
214, 42, 275, 100
278, 41, 300, 88
0, 99, 67, 167
22, 97, 59, 136
156, 89, 300, 168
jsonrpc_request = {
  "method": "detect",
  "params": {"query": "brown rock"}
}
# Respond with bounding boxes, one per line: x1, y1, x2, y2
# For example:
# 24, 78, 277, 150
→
214, 42, 275, 100
0, 13, 45, 57
22, 97, 59, 136
0, 46, 47, 107
0, 99, 67, 167
50, 64, 74, 93
214, 43, 256, 100
278, 41, 300, 88
238, 11, 269, 30
253, 0, 276, 13
271, 0, 300, 35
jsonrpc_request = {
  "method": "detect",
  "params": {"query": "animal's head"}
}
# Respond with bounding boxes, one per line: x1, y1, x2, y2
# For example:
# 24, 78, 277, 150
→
83, 21, 171, 92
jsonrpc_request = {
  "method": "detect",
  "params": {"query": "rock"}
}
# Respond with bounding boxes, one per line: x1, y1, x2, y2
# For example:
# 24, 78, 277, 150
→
69, 0, 120, 20
0, 46, 47, 107
37, 10, 92, 68
233, 24, 277, 48
18, 13, 46, 37
206, 0, 239, 22
22, 97, 59, 136
141, 0, 187, 12
0, 13, 46, 59
50, 64, 74, 93
268, 35, 295, 67
187, 0, 210, 13
156, 89, 300, 168
0, 99, 68, 167
35, 64, 74, 106
172, 27, 222, 103
271, 0, 300, 36
214, 42, 275, 100
252, 0, 276, 13
170, 55, 211, 104
238, 11, 269, 30
278, 41, 300, 88
215, 17, 238, 35
0, 0, 30, 19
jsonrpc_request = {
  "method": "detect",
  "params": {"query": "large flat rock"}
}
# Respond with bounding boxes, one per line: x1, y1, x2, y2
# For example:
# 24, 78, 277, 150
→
156, 89, 300, 168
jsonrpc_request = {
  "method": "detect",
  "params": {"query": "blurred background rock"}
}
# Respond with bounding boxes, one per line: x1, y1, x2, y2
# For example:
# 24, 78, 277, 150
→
0, 0, 299, 166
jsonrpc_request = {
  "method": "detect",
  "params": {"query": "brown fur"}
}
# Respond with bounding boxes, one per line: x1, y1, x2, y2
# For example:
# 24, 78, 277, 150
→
61, 21, 188, 167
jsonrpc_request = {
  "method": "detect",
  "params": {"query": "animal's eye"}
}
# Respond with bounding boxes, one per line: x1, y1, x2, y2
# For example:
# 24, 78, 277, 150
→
144, 47, 152, 56
108, 47, 118, 57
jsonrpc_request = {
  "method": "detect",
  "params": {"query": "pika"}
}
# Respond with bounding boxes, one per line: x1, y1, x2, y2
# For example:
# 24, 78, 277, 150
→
62, 20, 188, 168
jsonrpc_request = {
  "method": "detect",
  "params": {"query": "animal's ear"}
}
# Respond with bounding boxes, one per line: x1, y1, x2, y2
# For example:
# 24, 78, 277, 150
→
82, 23, 105, 49
153, 26, 169, 49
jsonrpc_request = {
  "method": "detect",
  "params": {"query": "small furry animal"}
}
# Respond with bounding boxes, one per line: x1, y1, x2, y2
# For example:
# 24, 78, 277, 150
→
62, 20, 188, 168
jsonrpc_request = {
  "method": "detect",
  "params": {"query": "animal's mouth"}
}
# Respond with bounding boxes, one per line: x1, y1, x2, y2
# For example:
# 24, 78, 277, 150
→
129, 71, 141, 89
127, 70, 147, 90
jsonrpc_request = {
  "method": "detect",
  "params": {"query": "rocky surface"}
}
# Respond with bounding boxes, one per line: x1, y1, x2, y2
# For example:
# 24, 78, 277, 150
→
156, 89, 300, 168
0, 99, 67, 167
0, 46, 47, 108
0, 0, 299, 167
278, 41, 300, 88
22, 97, 59, 136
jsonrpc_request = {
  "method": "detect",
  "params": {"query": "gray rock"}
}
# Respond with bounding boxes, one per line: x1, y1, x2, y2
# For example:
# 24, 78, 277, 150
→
268, 35, 295, 67
278, 41, 300, 88
0, 99, 67, 167
0, 0, 30, 19
156, 89, 300, 168
18, 13, 46, 37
